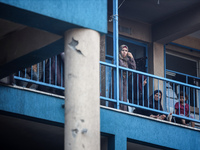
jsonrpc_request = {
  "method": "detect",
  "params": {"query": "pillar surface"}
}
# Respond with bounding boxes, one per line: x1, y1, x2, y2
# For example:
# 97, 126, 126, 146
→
64, 28, 100, 150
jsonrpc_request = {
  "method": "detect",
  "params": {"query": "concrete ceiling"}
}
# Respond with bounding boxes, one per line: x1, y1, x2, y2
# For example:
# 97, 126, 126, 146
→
108, 0, 200, 40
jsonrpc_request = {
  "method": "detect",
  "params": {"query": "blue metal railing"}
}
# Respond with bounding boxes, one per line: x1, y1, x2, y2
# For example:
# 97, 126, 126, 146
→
14, 54, 65, 93
100, 61, 200, 124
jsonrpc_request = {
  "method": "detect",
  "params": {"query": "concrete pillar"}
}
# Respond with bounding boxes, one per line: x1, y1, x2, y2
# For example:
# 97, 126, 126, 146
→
153, 42, 165, 105
64, 28, 100, 150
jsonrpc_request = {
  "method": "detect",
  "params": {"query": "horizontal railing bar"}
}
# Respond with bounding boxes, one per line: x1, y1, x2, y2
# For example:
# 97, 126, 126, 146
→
14, 76, 65, 90
166, 69, 200, 80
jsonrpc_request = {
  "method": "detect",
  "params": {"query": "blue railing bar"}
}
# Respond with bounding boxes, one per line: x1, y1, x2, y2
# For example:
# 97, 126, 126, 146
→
153, 79, 155, 109
24, 68, 26, 78
137, 74, 139, 105
183, 87, 185, 116
100, 61, 116, 68
188, 87, 191, 118
199, 91, 200, 120
105, 55, 113, 59
14, 76, 65, 90
166, 69, 200, 80
126, 70, 128, 102
142, 75, 144, 106
170, 42, 200, 52
37, 63, 39, 81
113, 0, 119, 109
132, 73, 134, 104
158, 80, 160, 110
193, 89, 195, 119
147, 77, 149, 108
178, 85, 180, 115
61, 59, 63, 87
173, 83, 175, 112
31, 66, 33, 80
43, 60, 45, 83
49, 58, 51, 84
55, 55, 57, 85
100, 96, 117, 103
164, 45, 166, 78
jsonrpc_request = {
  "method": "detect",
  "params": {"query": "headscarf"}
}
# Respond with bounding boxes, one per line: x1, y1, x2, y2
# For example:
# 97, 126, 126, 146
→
119, 44, 129, 61
147, 90, 163, 110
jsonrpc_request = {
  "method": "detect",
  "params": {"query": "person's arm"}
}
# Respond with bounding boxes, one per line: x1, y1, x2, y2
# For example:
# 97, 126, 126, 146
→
127, 52, 136, 70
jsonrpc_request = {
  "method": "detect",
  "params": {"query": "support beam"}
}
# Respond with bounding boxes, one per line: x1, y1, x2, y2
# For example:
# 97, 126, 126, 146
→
64, 28, 100, 150
152, 5, 200, 44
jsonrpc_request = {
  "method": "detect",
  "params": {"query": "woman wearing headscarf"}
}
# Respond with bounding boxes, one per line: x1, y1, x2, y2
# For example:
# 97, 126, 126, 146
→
143, 90, 166, 120
110, 45, 136, 111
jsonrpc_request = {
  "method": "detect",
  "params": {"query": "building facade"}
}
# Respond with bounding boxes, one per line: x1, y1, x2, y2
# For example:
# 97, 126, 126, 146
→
0, 0, 200, 150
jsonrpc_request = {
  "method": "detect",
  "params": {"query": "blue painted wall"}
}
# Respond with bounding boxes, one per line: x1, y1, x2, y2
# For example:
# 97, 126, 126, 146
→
0, 0, 107, 34
0, 85, 65, 123
101, 107, 200, 150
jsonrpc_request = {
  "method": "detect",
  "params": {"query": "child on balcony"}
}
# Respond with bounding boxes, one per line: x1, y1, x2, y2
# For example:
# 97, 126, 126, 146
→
174, 91, 195, 127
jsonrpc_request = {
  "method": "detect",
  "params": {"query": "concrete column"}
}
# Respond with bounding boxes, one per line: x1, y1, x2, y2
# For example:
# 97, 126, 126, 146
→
64, 28, 100, 150
153, 42, 165, 104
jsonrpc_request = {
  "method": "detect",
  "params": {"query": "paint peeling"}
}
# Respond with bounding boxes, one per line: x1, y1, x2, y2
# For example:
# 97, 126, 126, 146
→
81, 128, 87, 134
68, 37, 84, 56
71, 128, 79, 138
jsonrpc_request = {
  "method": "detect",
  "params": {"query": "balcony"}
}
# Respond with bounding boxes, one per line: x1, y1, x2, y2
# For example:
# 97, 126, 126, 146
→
0, 53, 200, 149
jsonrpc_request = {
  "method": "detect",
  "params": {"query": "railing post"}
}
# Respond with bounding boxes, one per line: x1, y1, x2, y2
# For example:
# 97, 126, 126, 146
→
113, 0, 119, 109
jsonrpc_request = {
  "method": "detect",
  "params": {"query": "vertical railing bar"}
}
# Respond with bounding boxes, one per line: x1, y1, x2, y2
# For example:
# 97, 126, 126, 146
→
147, 76, 149, 108
55, 55, 57, 85
132, 73, 134, 104
43, 60, 45, 83
126, 70, 128, 104
61, 58, 63, 87
153, 78, 154, 109
193, 88, 195, 119
113, 0, 119, 109
100, 65, 102, 96
137, 74, 139, 105
49, 58, 51, 84
37, 63, 39, 81
142, 75, 144, 106
168, 82, 170, 112
24, 68, 26, 78
178, 85, 180, 115
188, 87, 190, 118
173, 83, 175, 114
121, 70, 123, 103
31, 65, 33, 80
158, 80, 160, 110
183, 86, 185, 116
199, 89, 200, 120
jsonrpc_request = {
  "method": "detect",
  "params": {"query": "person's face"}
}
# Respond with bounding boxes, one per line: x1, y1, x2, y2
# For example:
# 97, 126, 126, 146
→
154, 92, 161, 101
180, 96, 186, 103
143, 79, 147, 86
120, 48, 128, 58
